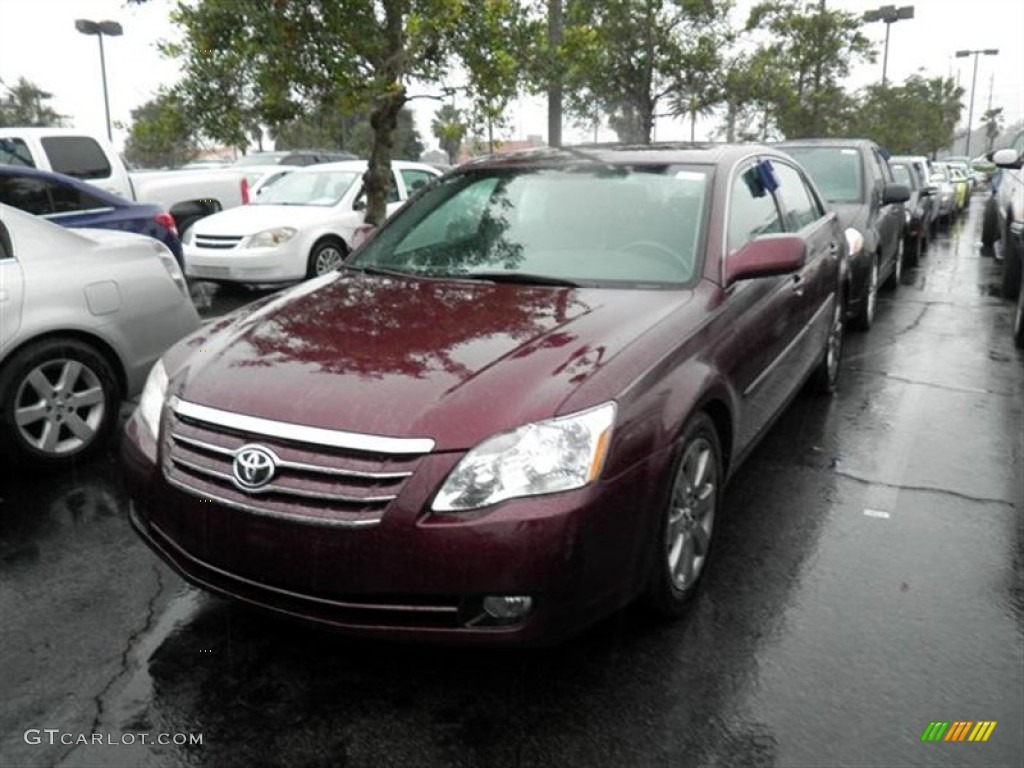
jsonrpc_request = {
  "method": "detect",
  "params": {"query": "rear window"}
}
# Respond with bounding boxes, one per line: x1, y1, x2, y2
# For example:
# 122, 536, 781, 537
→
41, 136, 112, 181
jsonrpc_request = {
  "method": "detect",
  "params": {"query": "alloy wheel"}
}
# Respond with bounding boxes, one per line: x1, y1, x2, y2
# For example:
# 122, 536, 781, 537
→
314, 244, 345, 275
14, 359, 106, 455
665, 436, 718, 591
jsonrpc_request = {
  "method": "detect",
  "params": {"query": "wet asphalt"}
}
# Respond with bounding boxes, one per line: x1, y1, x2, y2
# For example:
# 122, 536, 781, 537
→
1, 197, 1021, 768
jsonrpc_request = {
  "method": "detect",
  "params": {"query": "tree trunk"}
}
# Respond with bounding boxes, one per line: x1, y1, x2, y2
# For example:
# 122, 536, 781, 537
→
365, 91, 405, 227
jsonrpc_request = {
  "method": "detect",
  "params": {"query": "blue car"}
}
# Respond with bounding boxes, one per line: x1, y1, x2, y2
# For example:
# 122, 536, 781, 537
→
0, 165, 183, 266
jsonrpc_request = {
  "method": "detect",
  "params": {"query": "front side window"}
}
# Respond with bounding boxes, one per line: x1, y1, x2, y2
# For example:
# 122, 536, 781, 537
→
727, 164, 783, 253
784, 146, 863, 204
40, 136, 111, 180
352, 165, 710, 287
0, 138, 35, 168
772, 163, 823, 231
889, 163, 916, 190
0, 176, 52, 215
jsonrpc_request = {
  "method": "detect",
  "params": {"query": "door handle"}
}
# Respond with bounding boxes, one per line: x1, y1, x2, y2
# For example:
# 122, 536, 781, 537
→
791, 274, 805, 296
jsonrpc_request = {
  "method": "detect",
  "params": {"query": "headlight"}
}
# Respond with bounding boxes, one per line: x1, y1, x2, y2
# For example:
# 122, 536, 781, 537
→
844, 227, 864, 257
151, 242, 188, 296
432, 402, 616, 512
247, 227, 297, 248
137, 360, 168, 439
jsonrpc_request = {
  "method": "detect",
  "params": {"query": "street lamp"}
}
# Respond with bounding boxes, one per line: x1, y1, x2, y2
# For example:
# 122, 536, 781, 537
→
955, 48, 998, 159
863, 5, 914, 87
75, 19, 123, 142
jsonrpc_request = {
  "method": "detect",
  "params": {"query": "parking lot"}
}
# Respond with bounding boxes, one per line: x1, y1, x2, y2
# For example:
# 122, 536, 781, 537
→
1, 197, 1022, 768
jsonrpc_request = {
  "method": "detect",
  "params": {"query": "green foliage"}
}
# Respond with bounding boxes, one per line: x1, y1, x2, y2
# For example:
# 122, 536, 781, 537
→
162, 0, 529, 225
554, 0, 732, 144
746, 0, 874, 139
122, 89, 200, 168
431, 103, 468, 164
0, 77, 67, 128
849, 76, 963, 156
982, 107, 1004, 153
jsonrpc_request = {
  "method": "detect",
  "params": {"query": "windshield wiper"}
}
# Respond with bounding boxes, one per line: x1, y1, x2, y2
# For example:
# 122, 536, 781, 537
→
341, 264, 418, 279
462, 272, 580, 287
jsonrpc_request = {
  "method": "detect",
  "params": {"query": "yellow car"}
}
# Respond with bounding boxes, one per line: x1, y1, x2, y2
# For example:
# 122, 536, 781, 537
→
947, 165, 971, 215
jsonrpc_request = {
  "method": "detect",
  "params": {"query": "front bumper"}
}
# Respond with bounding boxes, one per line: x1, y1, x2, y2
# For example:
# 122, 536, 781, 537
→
184, 241, 305, 283
122, 413, 663, 646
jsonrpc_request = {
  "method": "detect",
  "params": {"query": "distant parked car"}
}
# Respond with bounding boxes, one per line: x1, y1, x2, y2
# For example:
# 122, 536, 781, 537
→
947, 165, 971, 214
928, 163, 958, 227
888, 157, 936, 266
232, 150, 358, 167
0, 165, 184, 267
778, 138, 909, 331
124, 143, 850, 645
0, 203, 200, 470
184, 160, 441, 283
990, 131, 1024, 309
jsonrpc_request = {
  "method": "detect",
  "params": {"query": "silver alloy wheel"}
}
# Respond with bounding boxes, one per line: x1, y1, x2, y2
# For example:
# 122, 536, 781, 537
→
865, 258, 878, 324
666, 436, 717, 591
313, 244, 345, 275
14, 359, 106, 454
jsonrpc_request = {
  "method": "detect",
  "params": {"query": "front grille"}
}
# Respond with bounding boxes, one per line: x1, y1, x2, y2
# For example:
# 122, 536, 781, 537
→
162, 399, 432, 527
194, 234, 244, 249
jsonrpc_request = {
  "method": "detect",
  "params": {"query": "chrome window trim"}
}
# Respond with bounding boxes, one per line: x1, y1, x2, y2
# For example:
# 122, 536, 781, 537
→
171, 433, 413, 480
163, 472, 384, 528
44, 206, 117, 219
173, 398, 435, 454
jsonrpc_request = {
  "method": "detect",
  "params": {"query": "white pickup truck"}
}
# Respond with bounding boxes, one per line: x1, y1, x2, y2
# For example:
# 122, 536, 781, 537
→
0, 127, 248, 234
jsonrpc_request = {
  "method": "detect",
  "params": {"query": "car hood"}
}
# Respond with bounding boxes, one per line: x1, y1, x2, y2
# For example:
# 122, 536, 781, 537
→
175, 273, 694, 450
192, 204, 360, 237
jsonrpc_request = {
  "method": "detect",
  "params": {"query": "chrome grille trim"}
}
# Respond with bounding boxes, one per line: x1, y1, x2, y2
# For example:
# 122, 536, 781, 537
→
172, 399, 435, 454
171, 433, 413, 480
164, 473, 383, 528
171, 456, 398, 504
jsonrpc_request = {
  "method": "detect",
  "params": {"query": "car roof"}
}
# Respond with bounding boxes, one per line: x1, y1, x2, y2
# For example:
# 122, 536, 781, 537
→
457, 142, 779, 171
0, 163, 132, 206
293, 159, 440, 173
776, 138, 878, 149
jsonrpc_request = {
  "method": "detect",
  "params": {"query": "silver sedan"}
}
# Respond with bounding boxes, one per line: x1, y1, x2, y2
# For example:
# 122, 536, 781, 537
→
0, 203, 200, 470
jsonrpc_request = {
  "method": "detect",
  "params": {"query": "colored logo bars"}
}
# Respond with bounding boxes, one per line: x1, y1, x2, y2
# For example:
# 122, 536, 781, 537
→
921, 721, 997, 742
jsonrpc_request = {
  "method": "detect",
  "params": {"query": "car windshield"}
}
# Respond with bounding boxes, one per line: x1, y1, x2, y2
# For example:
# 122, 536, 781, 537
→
782, 146, 863, 203
253, 170, 360, 206
350, 165, 710, 287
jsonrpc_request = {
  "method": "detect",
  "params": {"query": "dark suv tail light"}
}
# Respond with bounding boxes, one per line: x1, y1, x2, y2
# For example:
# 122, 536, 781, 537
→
155, 212, 178, 235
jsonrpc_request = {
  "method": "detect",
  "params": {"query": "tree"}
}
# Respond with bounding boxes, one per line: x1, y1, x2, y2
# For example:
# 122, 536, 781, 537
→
161, 0, 531, 226
274, 104, 425, 160
555, 0, 732, 144
431, 103, 468, 164
849, 75, 963, 157
982, 107, 1004, 153
122, 89, 201, 168
745, 0, 874, 139
0, 77, 66, 127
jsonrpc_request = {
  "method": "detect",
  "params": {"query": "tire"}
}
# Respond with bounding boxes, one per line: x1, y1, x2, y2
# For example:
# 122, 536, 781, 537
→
1013, 282, 1024, 349
1001, 220, 1021, 301
0, 338, 121, 471
883, 245, 902, 291
811, 292, 845, 395
904, 233, 920, 267
981, 197, 1000, 252
642, 412, 722, 618
851, 254, 879, 332
306, 237, 348, 278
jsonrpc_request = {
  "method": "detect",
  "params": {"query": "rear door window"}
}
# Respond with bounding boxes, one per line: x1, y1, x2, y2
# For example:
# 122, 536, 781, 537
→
727, 164, 784, 253
40, 136, 112, 180
0, 175, 53, 215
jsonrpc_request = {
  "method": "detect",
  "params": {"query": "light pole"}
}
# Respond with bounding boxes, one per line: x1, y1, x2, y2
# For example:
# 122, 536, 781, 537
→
863, 5, 914, 87
955, 48, 998, 158
75, 19, 123, 142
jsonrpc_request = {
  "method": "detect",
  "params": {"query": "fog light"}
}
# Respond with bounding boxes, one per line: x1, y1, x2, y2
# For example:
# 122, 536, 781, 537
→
482, 595, 534, 620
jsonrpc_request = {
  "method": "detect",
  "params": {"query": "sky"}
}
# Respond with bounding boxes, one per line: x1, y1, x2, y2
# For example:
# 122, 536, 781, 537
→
1, 0, 1022, 153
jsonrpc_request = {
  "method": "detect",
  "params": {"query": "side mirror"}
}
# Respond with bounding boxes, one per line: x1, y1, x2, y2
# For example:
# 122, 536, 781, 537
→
992, 148, 1023, 170
726, 234, 807, 286
882, 182, 910, 205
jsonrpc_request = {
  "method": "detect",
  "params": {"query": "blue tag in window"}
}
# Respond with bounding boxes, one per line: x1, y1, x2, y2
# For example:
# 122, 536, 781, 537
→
756, 160, 778, 193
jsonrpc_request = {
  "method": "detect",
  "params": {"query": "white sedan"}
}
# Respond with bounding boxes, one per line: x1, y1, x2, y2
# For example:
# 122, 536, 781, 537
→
183, 160, 442, 283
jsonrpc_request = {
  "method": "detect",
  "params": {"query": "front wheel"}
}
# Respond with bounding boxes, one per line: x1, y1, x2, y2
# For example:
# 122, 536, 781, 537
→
883, 245, 902, 290
1013, 283, 1024, 349
1001, 222, 1021, 301
306, 238, 348, 278
0, 338, 121, 471
642, 412, 722, 618
811, 293, 845, 395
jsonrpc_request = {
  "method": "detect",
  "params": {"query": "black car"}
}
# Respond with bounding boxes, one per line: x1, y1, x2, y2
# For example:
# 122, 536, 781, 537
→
778, 139, 909, 331
889, 157, 936, 266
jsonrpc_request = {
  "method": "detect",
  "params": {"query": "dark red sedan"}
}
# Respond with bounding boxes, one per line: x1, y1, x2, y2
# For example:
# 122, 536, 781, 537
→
123, 144, 849, 645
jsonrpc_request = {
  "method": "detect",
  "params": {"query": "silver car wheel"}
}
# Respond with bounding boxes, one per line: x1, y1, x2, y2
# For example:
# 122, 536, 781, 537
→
865, 258, 878, 324
826, 297, 844, 383
313, 245, 345, 275
666, 436, 717, 591
14, 359, 106, 455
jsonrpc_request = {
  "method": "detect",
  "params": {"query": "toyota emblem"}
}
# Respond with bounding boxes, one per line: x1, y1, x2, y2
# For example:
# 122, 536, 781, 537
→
232, 445, 277, 491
